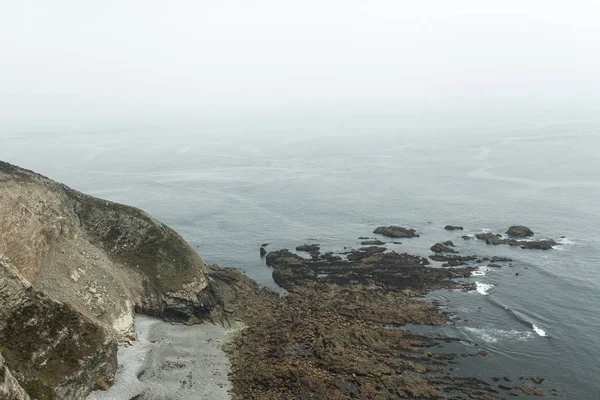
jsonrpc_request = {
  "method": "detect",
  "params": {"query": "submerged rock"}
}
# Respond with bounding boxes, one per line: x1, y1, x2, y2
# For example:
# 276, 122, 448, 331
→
430, 243, 458, 254
360, 239, 385, 246
295, 244, 320, 252
444, 225, 464, 231
373, 226, 419, 238
429, 254, 478, 267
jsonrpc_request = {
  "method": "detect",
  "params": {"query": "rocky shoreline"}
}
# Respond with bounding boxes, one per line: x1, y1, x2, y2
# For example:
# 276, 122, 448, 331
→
217, 227, 557, 399
0, 161, 560, 399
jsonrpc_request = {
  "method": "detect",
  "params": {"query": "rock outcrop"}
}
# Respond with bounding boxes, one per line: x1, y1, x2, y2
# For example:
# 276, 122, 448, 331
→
0, 256, 117, 399
475, 232, 556, 250
430, 242, 458, 253
295, 244, 320, 252
444, 225, 463, 231
506, 225, 534, 238
373, 226, 419, 238
0, 161, 209, 334
1, 353, 30, 400
0, 161, 213, 398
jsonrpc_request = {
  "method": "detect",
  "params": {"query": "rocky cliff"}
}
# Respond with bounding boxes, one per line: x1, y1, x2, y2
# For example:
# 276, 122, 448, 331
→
0, 161, 213, 398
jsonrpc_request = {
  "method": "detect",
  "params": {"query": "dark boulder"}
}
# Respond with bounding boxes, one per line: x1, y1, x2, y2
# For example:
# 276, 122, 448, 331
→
444, 225, 464, 231
373, 226, 419, 238
296, 244, 320, 252
430, 243, 458, 254
360, 240, 385, 246
506, 226, 534, 238
260, 247, 267, 257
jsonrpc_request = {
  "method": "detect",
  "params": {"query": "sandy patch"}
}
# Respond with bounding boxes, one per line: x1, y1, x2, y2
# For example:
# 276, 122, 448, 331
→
87, 315, 235, 400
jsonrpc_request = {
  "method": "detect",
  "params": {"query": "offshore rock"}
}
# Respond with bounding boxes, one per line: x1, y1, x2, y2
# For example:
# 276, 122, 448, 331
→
475, 232, 556, 250
506, 225, 534, 238
430, 243, 458, 253
444, 225, 464, 231
373, 226, 419, 238
295, 244, 320, 252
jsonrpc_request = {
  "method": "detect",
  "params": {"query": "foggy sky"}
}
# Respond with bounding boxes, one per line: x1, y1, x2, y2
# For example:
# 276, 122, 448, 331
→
1, 1, 599, 129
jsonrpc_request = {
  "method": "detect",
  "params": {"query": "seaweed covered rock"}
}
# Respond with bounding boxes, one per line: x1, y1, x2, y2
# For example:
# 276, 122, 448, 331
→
373, 226, 419, 238
225, 244, 511, 400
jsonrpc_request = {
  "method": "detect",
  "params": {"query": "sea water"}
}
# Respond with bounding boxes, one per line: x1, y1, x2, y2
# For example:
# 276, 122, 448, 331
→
2, 120, 599, 399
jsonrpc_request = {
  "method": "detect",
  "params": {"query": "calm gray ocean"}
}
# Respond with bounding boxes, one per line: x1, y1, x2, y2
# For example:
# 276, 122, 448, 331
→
2, 120, 599, 399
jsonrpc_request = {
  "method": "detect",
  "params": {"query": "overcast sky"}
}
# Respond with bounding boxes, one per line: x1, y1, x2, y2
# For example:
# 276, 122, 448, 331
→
1, 0, 599, 130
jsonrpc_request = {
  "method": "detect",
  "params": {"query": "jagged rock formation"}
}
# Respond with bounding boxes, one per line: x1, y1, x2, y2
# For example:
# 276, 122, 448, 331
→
0, 161, 213, 398
0, 256, 116, 399
1, 352, 31, 400
0, 161, 208, 334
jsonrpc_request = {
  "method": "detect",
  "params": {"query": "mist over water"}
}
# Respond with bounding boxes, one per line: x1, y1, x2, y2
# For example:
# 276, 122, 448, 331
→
2, 118, 600, 398
2, 1, 600, 398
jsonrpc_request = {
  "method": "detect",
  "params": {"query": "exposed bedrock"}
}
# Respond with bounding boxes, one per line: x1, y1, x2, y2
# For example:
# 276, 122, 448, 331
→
0, 161, 216, 398
1, 256, 117, 399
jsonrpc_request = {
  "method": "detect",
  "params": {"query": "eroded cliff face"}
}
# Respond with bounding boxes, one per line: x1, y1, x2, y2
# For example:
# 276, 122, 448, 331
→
0, 161, 209, 335
0, 161, 214, 398
1, 352, 31, 400
0, 256, 116, 399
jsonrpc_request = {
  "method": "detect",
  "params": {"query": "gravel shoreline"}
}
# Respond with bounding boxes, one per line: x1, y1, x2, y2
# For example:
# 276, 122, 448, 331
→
87, 315, 236, 400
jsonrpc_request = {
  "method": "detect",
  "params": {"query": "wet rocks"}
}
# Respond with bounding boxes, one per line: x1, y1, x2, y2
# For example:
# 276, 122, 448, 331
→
373, 226, 419, 238
506, 225, 534, 238
345, 246, 387, 261
445, 225, 464, 231
360, 239, 385, 246
521, 385, 545, 396
225, 241, 497, 399
295, 244, 320, 252
429, 254, 477, 267
430, 243, 458, 254
260, 247, 267, 257
476, 233, 556, 250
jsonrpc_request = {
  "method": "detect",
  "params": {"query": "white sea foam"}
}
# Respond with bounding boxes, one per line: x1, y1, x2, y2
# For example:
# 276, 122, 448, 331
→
475, 282, 494, 295
464, 327, 534, 343
556, 237, 575, 246
533, 324, 548, 337
472, 266, 489, 277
